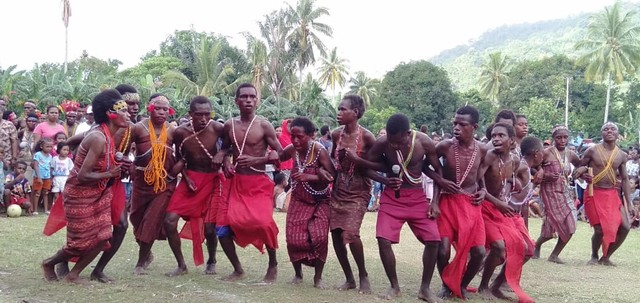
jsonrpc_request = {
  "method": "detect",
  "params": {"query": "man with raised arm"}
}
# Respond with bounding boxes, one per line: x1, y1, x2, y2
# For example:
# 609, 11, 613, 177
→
217, 83, 282, 283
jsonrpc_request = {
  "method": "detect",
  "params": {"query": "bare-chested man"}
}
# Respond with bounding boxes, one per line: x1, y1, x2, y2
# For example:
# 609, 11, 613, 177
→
330, 95, 376, 294
129, 94, 177, 275
361, 113, 443, 302
164, 96, 225, 276
432, 106, 489, 300
217, 83, 282, 283
574, 122, 637, 266
533, 125, 580, 264
477, 123, 534, 303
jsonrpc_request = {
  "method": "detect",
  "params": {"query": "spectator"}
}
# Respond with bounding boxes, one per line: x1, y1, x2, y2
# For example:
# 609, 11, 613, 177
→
1, 108, 19, 169
33, 105, 65, 144
74, 105, 93, 135
31, 138, 54, 215
626, 147, 639, 179
273, 172, 289, 212
317, 125, 333, 151
50, 141, 74, 210
3, 161, 32, 215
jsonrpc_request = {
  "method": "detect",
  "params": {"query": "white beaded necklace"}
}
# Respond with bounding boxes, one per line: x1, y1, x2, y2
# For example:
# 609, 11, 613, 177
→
231, 115, 265, 173
293, 141, 330, 196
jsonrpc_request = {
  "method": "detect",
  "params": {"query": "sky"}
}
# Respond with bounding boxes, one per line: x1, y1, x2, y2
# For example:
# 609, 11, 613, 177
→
0, 0, 632, 78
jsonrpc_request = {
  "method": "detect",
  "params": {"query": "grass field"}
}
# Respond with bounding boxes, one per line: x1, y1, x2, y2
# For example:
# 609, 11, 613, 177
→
0, 212, 638, 303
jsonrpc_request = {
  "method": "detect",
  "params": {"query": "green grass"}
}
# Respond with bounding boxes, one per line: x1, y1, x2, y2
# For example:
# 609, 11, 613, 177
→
0, 213, 638, 303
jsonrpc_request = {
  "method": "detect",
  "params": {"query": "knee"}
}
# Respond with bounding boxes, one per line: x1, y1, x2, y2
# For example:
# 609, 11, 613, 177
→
377, 237, 392, 249
22, 201, 32, 209
593, 225, 604, 237
163, 215, 178, 228
489, 241, 505, 254
470, 246, 486, 259
113, 223, 128, 235
438, 243, 451, 259
204, 226, 216, 239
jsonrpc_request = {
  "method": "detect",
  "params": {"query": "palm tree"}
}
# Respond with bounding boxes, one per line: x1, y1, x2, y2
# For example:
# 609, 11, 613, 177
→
61, 0, 71, 73
575, 2, 640, 123
258, 9, 297, 100
244, 34, 268, 99
478, 52, 510, 106
317, 47, 349, 92
162, 38, 236, 98
286, 0, 333, 85
348, 71, 379, 107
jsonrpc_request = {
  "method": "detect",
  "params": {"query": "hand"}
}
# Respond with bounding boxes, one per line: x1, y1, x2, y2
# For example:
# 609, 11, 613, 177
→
212, 151, 226, 166
317, 168, 334, 182
533, 169, 544, 184
629, 207, 638, 220
473, 189, 486, 205
582, 173, 593, 184
119, 157, 132, 178
428, 203, 440, 219
343, 148, 359, 162
185, 177, 197, 192
14, 173, 25, 182
572, 166, 588, 180
436, 178, 461, 193
496, 201, 515, 217
223, 157, 235, 178
107, 166, 122, 178
291, 171, 309, 182
267, 150, 279, 164
543, 172, 561, 182
236, 155, 259, 168
385, 177, 403, 191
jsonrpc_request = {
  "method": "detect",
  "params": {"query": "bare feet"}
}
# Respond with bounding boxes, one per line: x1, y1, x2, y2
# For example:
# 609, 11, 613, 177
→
55, 262, 69, 279
204, 262, 217, 275
379, 287, 401, 300
531, 247, 540, 259
262, 265, 277, 284
64, 274, 90, 285
133, 266, 148, 275
587, 257, 599, 265
142, 252, 154, 270
491, 285, 511, 300
90, 271, 115, 283
358, 276, 372, 294
42, 262, 58, 281
547, 255, 565, 264
313, 277, 325, 289
222, 270, 246, 282
337, 280, 357, 291
419, 287, 444, 303
477, 287, 496, 300
165, 267, 188, 277
437, 285, 453, 299
598, 257, 616, 266
290, 276, 303, 285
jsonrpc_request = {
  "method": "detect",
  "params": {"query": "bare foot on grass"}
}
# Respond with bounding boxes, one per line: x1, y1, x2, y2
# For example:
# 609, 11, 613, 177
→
90, 271, 114, 283
358, 276, 372, 294
222, 270, 246, 282
42, 262, 58, 281
547, 255, 565, 264
437, 285, 453, 299
64, 275, 90, 285
337, 281, 356, 291
598, 257, 616, 266
313, 277, 325, 289
142, 252, 154, 270
531, 247, 540, 259
55, 262, 69, 279
419, 287, 444, 302
491, 286, 511, 300
165, 267, 188, 277
204, 262, 217, 275
290, 276, 303, 284
379, 287, 401, 300
587, 257, 599, 265
477, 287, 496, 300
133, 266, 148, 275
262, 265, 277, 284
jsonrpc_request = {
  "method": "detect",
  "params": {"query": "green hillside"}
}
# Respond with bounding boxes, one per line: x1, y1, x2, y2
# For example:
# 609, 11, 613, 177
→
430, 3, 639, 92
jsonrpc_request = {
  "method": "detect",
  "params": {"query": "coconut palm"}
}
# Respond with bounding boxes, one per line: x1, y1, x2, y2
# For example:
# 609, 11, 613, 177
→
162, 38, 237, 99
348, 71, 379, 107
244, 34, 268, 99
317, 47, 349, 92
61, 0, 71, 73
478, 52, 510, 105
575, 2, 640, 123
258, 9, 297, 100
286, 0, 333, 84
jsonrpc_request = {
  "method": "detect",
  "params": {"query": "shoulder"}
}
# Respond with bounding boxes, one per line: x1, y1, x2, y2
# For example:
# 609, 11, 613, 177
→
212, 120, 224, 132
331, 127, 342, 141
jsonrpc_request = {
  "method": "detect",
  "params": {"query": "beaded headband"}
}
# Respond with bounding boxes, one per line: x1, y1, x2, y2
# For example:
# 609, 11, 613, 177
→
112, 100, 128, 111
601, 122, 618, 131
551, 125, 568, 136
122, 92, 140, 102
150, 95, 170, 104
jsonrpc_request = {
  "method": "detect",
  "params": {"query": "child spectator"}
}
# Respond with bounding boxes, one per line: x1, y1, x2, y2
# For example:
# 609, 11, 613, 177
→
0, 147, 5, 209
50, 141, 74, 209
631, 197, 640, 229
629, 177, 640, 201
32, 138, 53, 215
51, 132, 67, 157
3, 161, 32, 215
273, 172, 289, 212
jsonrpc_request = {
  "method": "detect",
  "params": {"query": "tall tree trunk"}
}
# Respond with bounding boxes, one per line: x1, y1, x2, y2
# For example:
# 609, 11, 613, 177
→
604, 72, 612, 123
64, 26, 69, 73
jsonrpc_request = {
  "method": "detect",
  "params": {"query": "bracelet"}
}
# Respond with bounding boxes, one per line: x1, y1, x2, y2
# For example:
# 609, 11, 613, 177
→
166, 175, 177, 182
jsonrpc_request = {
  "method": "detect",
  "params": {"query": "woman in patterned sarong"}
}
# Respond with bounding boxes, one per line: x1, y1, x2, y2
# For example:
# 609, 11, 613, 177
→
533, 126, 580, 264
280, 117, 335, 288
41, 89, 131, 283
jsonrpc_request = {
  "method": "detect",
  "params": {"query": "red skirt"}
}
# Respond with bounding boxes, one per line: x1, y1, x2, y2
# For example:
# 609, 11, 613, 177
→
584, 188, 623, 257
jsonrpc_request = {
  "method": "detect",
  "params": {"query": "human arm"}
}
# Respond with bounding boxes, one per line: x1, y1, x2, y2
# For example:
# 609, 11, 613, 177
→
76, 134, 121, 183
235, 119, 281, 168
619, 161, 637, 220
573, 147, 594, 182
32, 153, 41, 181
32, 124, 43, 148
278, 144, 294, 162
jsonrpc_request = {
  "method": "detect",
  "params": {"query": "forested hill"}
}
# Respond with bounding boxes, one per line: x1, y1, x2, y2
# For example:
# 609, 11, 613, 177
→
429, 3, 638, 92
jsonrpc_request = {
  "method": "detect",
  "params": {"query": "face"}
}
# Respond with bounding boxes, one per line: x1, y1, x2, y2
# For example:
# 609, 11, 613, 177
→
47, 107, 59, 122
86, 112, 94, 124
15, 164, 27, 174
531, 149, 544, 166
42, 142, 53, 154
491, 126, 513, 153
387, 130, 411, 150
630, 149, 638, 160
59, 145, 70, 157
190, 103, 212, 131
55, 134, 67, 143
378, 129, 386, 137
553, 129, 569, 149
26, 117, 38, 130
111, 101, 131, 128
515, 117, 528, 138
39, 115, 46, 123
77, 107, 86, 116
275, 126, 282, 137
336, 99, 358, 125
0, 99, 6, 112
235, 87, 258, 114
149, 100, 170, 123
23, 103, 35, 114
453, 114, 477, 140
601, 124, 618, 142
66, 111, 77, 125
126, 99, 140, 117
630, 178, 637, 190
290, 126, 311, 151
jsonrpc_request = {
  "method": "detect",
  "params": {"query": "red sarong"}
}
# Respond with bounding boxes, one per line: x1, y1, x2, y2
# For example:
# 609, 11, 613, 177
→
204, 173, 226, 224
584, 188, 622, 257
482, 202, 534, 303
437, 193, 485, 299
167, 170, 221, 266
110, 179, 126, 226
377, 187, 440, 243
223, 174, 278, 252
286, 186, 330, 265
